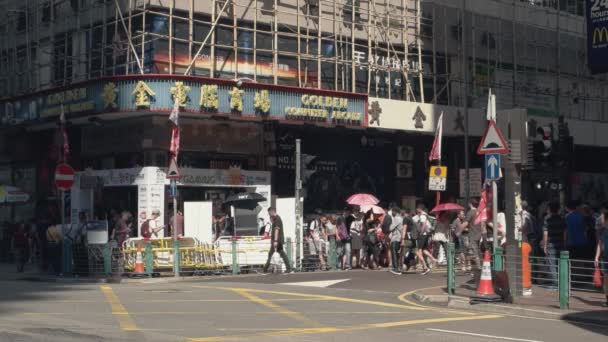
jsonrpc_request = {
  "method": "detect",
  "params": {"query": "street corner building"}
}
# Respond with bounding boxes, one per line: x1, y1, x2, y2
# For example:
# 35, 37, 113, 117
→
1, 0, 608, 229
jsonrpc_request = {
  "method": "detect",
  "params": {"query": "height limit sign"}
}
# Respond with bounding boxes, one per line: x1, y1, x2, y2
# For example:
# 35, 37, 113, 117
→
429, 166, 447, 192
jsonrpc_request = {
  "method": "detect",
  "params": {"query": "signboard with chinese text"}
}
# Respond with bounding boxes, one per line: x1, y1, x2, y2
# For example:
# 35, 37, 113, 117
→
0, 76, 366, 127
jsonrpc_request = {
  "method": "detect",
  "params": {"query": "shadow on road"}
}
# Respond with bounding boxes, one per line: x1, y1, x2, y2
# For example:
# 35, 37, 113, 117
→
563, 310, 608, 336
0, 263, 92, 315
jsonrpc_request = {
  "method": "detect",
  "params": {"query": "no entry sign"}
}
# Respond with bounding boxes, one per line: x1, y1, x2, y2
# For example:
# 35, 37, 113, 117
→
55, 163, 75, 191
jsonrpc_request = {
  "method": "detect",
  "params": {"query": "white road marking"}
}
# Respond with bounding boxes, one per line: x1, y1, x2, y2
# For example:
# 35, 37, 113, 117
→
279, 279, 350, 288
426, 328, 543, 342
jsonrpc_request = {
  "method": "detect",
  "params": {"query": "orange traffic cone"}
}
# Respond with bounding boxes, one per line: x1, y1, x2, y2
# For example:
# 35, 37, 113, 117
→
134, 245, 146, 275
470, 250, 501, 304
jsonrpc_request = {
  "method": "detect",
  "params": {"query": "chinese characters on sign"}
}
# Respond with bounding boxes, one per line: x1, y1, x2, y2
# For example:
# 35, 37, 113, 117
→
2, 77, 365, 127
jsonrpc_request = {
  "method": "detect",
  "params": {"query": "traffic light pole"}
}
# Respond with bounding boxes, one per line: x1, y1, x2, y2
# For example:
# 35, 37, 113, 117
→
294, 139, 302, 271
502, 110, 526, 297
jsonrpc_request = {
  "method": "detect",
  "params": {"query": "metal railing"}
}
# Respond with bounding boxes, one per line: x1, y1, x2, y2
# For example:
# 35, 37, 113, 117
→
446, 243, 606, 310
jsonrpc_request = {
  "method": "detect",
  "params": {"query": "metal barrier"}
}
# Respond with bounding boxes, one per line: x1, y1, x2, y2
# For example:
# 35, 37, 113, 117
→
445, 242, 606, 310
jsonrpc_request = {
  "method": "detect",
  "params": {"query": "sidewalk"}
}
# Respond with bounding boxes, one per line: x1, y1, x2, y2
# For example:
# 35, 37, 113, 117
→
0, 262, 90, 283
0, 262, 265, 284
411, 273, 608, 326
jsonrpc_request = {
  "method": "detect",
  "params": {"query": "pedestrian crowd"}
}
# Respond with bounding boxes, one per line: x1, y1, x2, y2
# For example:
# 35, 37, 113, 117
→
0, 216, 63, 276
301, 202, 487, 276
298, 199, 608, 308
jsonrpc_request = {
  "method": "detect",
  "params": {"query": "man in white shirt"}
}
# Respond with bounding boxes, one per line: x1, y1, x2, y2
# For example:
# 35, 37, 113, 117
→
141, 210, 164, 239
308, 213, 327, 270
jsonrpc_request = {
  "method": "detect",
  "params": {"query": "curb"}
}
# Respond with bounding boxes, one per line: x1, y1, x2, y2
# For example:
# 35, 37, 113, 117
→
411, 291, 449, 306
14, 272, 270, 284
411, 291, 608, 326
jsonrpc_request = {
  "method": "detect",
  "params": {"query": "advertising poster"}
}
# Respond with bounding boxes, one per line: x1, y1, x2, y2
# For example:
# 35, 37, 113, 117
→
587, 0, 608, 74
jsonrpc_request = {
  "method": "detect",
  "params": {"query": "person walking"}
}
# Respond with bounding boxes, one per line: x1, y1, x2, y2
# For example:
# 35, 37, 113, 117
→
594, 207, 608, 307
463, 199, 482, 273
389, 209, 404, 275
520, 201, 536, 293
140, 210, 164, 240
349, 212, 363, 269
413, 204, 434, 275
337, 216, 351, 270
325, 215, 338, 270
381, 207, 394, 268
402, 210, 418, 272
111, 211, 132, 245
12, 223, 29, 273
46, 224, 62, 276
542, 202, 567, 289
263, 207, 293, 274
565, 202, 587, 261
169, 208, 184, 239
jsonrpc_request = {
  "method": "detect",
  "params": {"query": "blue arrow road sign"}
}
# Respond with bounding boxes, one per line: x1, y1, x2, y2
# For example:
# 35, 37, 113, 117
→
485, 154, 501, 181
170, 179, 178, 198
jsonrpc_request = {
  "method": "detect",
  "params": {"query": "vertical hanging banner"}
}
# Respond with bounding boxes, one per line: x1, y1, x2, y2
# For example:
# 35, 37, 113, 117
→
587, 0, 608, 74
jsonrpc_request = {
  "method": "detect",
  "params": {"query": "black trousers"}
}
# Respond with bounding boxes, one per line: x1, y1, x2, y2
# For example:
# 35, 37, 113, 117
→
263, 244, 292, 273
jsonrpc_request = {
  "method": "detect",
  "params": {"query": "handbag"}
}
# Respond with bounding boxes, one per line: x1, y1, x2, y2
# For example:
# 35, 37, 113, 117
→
593, 265, 603, 288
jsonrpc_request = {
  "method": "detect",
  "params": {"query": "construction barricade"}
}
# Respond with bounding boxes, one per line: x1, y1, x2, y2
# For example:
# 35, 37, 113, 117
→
119, 236, 287, 276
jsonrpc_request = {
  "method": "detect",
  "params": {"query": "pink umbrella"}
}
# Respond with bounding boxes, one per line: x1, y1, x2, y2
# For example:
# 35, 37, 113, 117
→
360, 205, 385, 215
431, 203, 464, 213
346, 193, 379, 206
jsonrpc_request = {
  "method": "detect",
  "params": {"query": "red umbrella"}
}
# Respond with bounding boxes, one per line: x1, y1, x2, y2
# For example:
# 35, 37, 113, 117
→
431, 203, 464, 213
347, 193, 379, 206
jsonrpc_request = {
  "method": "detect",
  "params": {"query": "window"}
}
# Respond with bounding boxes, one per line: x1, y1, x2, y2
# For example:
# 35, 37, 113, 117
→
42, 2, 51, 23
53, 33, 73, 84
16, 10, 26, 32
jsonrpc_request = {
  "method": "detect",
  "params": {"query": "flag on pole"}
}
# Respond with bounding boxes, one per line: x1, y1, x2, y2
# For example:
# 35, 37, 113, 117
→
474, 186, 489, 225
486, 88, 496, 121
169, 100, 180, 159
169, 99, 179, 126
60, 104, 70, 162
428, 112, 443, 162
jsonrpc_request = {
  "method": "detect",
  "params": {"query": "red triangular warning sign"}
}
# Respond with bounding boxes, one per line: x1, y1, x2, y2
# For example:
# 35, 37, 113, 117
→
167, 157, 180, 179
477, 120, 509, 155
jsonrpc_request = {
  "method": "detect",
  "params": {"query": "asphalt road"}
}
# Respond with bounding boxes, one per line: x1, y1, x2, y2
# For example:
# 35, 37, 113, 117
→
0, 270, 607, 342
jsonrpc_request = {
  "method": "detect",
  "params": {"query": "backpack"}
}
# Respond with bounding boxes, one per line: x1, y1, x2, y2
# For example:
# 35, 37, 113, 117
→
381, 215, 392, 234
407, 218, 420, 240
337, 223, 349, 241
140, 220, 152, 239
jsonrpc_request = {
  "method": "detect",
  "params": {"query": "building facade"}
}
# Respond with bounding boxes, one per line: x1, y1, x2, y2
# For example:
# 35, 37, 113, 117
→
1, 0, 607, 224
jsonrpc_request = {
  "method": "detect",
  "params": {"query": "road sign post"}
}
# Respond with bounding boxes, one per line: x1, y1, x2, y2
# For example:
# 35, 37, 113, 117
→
485, 154, 501, 181
478, 120, 509, 251
55, 163, 75, 273
167, 159, 180, 278
55, 164, 75, 191
428, 166, 447, 192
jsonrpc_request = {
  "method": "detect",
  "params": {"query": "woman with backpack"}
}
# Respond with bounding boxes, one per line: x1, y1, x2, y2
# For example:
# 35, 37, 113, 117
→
12, 223, 30, 273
